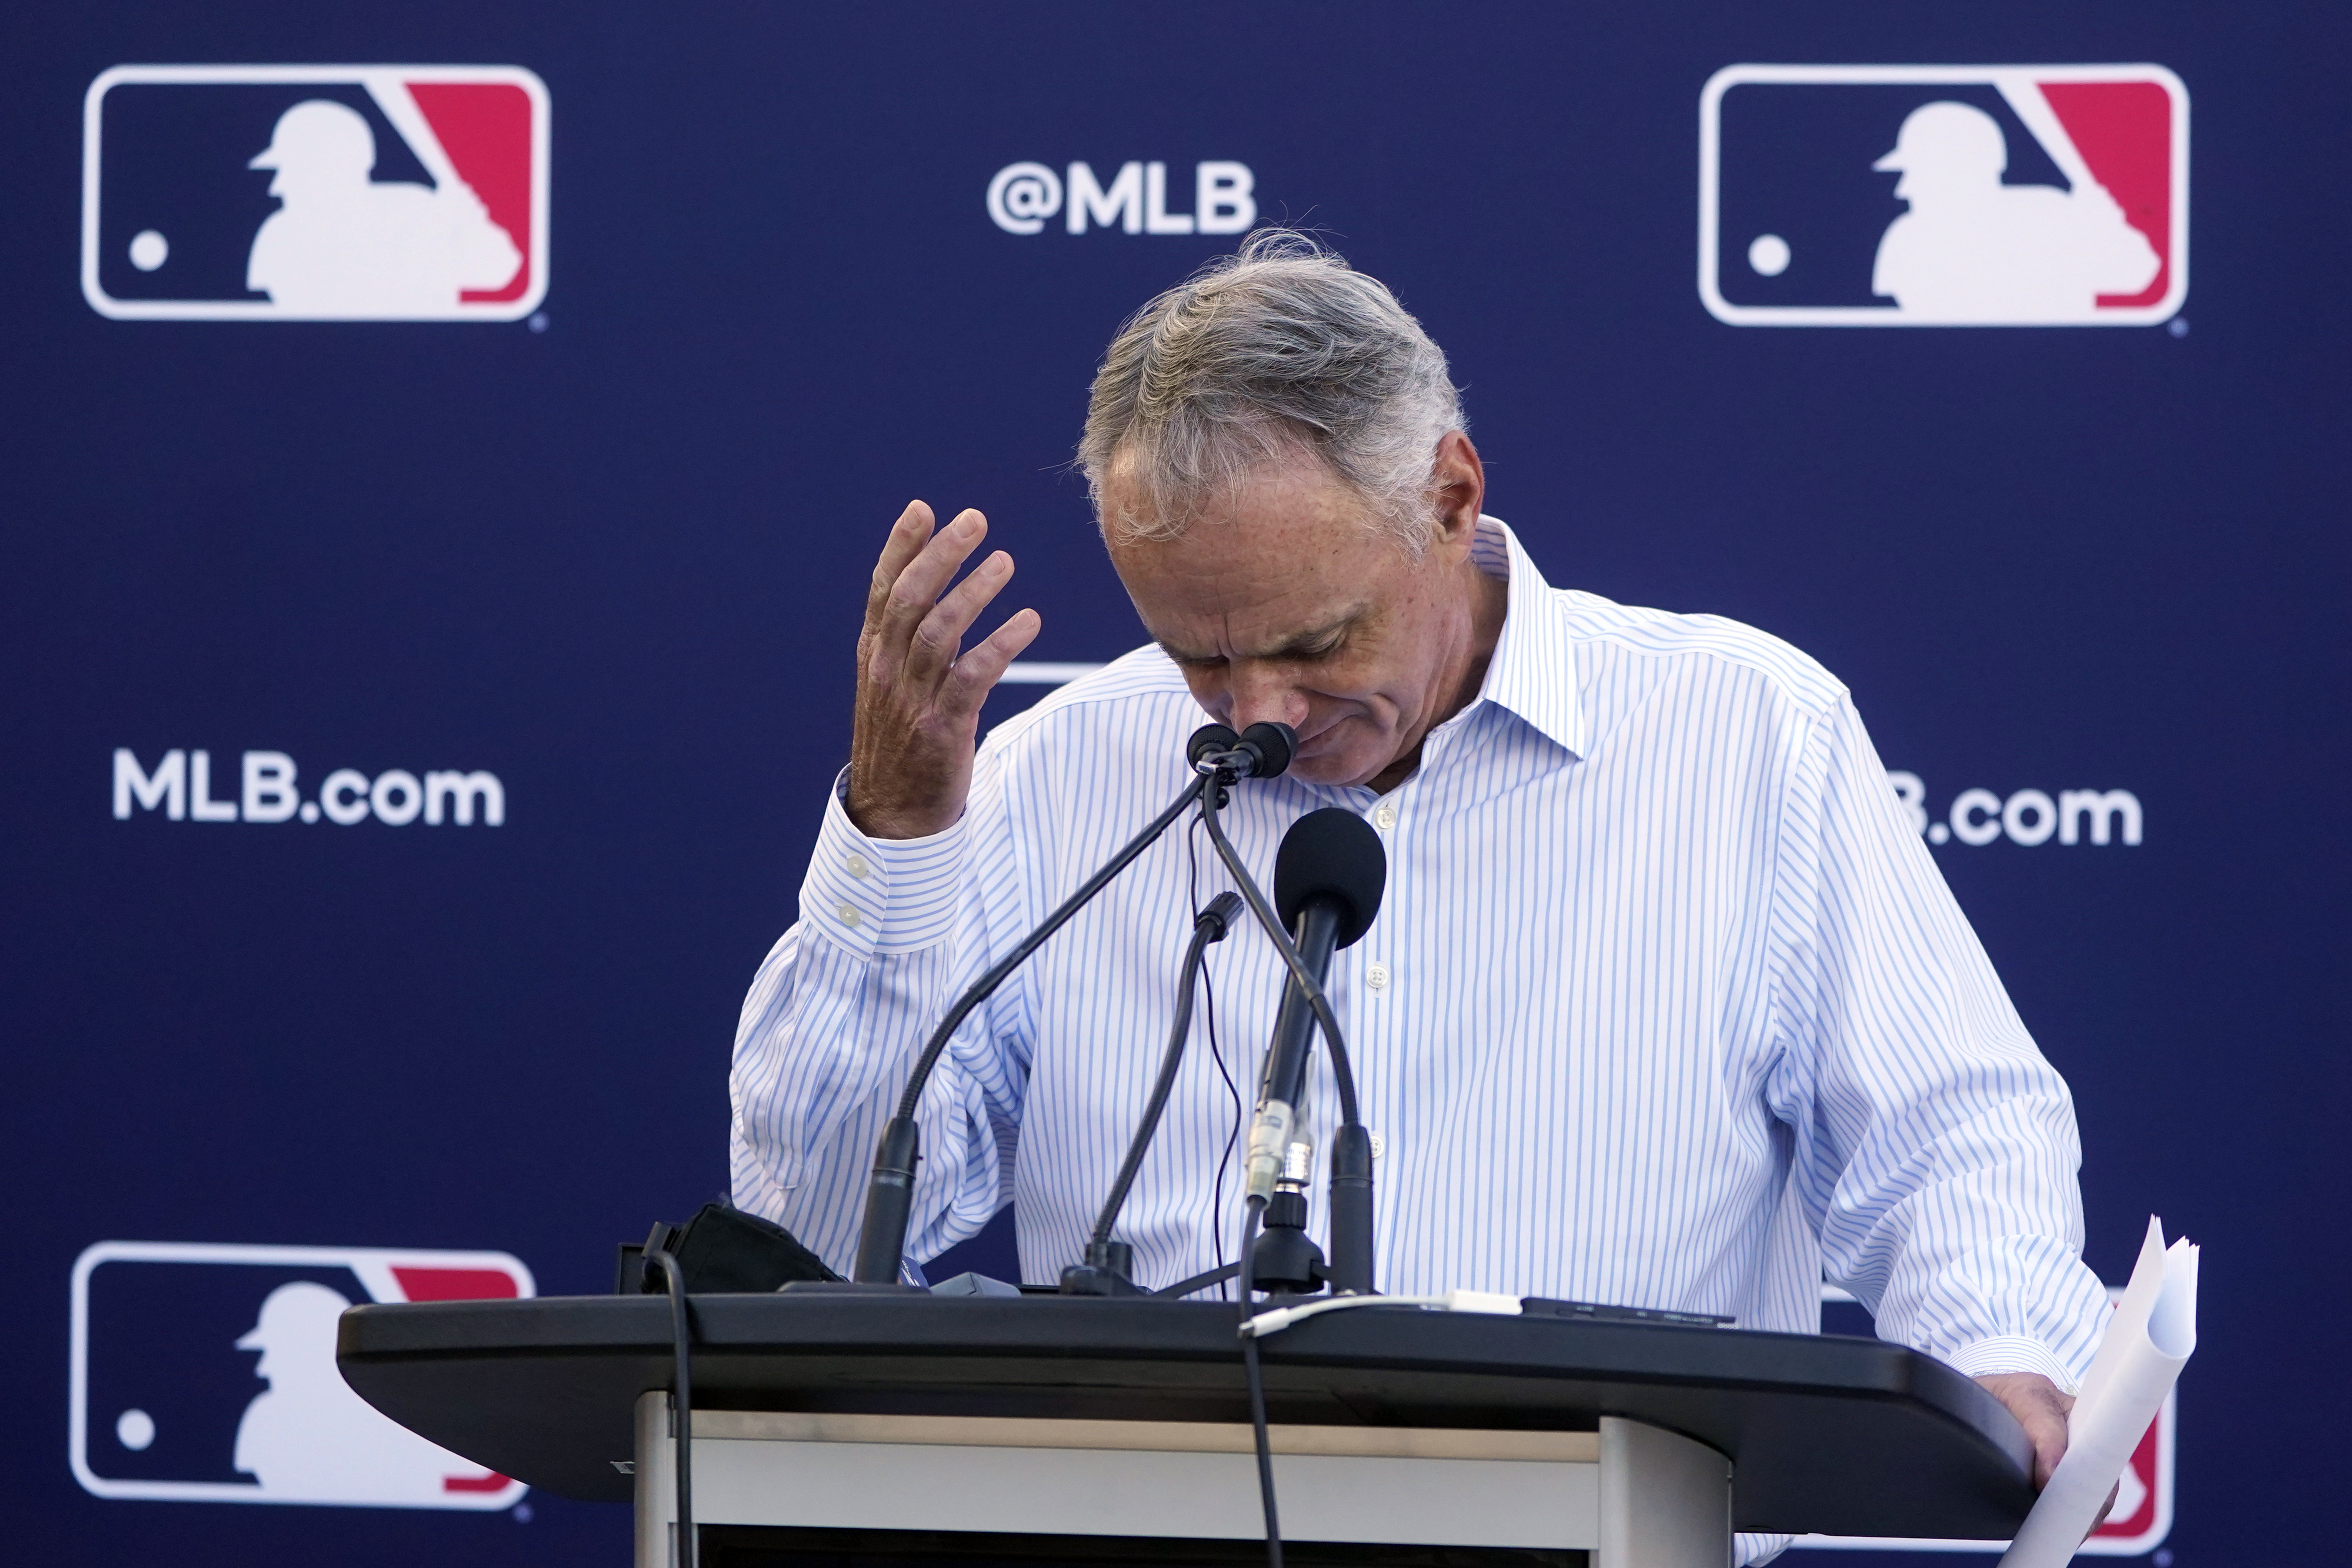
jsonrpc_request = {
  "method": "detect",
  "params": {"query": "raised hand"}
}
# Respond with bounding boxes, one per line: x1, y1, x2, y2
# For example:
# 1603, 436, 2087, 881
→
845, 501, 1041, 839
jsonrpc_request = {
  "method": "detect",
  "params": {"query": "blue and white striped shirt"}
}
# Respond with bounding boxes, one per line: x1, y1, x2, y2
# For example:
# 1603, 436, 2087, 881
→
732, 517, 2109, 1395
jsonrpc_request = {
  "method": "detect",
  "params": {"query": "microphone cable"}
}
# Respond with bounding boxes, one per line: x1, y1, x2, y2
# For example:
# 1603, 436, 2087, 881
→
1195, 776, 1362, 1129
641, 1247, 696, 1568
1085, 891, 1243, 1259
1151, 1262, 1242, 1300
1187, 812, 1247, 1302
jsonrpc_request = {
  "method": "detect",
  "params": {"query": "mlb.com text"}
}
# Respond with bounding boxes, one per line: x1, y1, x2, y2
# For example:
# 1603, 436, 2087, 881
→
1888, 772, 2141, 848
112, 749, 503, 827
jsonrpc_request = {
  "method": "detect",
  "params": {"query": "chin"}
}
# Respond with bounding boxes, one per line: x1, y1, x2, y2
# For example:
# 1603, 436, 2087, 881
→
1288, 758, 1353, 787
1282, 715, 1394, 789
1290, 746, 1381, 790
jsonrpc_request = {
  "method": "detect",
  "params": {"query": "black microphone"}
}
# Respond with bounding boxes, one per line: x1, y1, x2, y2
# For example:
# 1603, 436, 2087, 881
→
848, 723, 1239, 1284
1195, 721, 1296, 782
1188, 723, 1239, 766
1243, 808, 1386, 1208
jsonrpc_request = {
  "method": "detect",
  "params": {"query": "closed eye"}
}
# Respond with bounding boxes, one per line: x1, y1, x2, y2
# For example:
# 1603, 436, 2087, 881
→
1159, 609, 1366, 670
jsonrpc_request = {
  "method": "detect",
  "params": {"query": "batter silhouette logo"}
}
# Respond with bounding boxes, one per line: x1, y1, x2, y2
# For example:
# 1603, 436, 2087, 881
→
70, 1240, 534, 1508
1699, 65, 2187, 326
82, 66, 549, 321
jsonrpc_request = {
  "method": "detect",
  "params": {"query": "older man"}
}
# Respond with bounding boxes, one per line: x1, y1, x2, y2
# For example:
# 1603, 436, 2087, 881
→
731, 234, 2110, 1549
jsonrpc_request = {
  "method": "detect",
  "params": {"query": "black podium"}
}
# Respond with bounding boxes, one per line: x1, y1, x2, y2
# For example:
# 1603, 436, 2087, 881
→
339, 1292, 2033, 1568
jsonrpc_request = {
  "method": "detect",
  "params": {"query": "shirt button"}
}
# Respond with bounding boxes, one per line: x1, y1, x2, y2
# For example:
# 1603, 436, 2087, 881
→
836, 903, 862, 928
1366, 961, 1390, 991
1368, 1131, 1387, 1160
1373, 802, 1398, 831
845, 854, 871, 881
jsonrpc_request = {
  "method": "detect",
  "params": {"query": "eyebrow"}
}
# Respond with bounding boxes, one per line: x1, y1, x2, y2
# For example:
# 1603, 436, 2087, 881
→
1159, 607, 1368, 667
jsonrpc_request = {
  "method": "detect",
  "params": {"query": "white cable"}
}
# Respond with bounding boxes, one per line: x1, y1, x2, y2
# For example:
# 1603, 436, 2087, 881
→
1239, 1289, 1522, 1340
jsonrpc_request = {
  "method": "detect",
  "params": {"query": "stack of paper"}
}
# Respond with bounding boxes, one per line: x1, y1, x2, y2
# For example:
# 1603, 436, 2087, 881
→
1998, 1217, 2199, 1568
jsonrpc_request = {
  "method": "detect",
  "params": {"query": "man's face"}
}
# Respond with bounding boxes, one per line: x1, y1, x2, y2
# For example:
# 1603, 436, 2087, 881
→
1101, 450, 1474, 790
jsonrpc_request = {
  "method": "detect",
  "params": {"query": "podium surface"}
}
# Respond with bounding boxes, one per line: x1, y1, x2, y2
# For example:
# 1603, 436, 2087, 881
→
340, 1292, 2034, 1541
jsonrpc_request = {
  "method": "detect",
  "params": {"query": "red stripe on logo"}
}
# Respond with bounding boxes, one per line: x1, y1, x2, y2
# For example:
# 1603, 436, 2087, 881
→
2039, 81, 2173, 309
2088, 1415, 2162, 1538
407, 82, 535, 304
390, 1266, 521, 1301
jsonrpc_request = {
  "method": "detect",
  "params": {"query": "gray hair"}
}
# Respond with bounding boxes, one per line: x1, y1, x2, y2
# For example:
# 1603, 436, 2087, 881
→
1078, 230, 1465, 553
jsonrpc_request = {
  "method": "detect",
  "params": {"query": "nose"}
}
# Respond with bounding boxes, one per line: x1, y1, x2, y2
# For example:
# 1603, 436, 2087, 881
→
1225, 663, 1311, 734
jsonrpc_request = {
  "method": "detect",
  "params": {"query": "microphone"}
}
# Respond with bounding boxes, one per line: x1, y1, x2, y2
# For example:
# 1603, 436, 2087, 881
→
1188, 723, 1239, 766
1256, 809, 1385, 1126
848, 723, 1242, 1284
1242, 818, 1383, 1297
1194, 721, 1296, 782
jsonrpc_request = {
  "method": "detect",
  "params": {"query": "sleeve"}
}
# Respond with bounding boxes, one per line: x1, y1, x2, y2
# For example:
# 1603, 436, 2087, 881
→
1764, 694, 2112, 1391
728, 757, 1033, 1276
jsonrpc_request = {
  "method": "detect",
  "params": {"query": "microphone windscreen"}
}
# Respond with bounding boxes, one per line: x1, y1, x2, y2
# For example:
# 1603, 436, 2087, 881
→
1187, 723, 1239, 766
1273, 807, 1387, 948
1239, 721, 1296, 779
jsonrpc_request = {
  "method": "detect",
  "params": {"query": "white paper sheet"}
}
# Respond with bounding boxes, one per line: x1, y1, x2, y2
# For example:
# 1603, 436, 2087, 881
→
1998, 1217, 2198, 1568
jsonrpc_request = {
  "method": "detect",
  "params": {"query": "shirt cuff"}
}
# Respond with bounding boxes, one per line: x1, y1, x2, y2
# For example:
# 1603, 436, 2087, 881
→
1941, 1334, 2083, 1395
799, 768, 971, 957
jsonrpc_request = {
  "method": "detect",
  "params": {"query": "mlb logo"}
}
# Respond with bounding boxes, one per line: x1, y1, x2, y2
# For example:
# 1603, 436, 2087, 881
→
70, 1240, 534, 1508
1698, 65, 2187, 326
82, 65, 550, 321
2085, 1392, 2175, 1554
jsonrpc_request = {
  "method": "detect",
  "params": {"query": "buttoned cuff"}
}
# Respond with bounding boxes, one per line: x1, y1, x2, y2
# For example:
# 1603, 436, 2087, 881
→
1942, 1335, 2082, 1395
800, 768, 971, 957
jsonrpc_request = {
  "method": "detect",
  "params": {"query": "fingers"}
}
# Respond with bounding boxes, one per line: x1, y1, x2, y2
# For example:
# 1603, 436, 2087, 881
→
864, 500, 936, 632
904, 549, 1017, 684
939, 607, 1043, 718
2032, 1430, 2066, 1491
2024, 1406, 2068, 1489
873, 509, 990, 669
1972, 1373, 2072, 1491
843, 500, 1037, 839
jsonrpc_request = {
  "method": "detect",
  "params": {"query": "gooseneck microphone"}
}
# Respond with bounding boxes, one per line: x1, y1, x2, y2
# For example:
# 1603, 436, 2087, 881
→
1198, 722, 1295, 781
1247, 809, 1386, 1200
1244, 810, 1386, 1296
1194, 752, 1386, 1297
848, 722, 1286, 1285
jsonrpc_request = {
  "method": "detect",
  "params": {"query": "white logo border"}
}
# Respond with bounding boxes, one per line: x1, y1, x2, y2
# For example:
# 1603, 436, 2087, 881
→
81, 63, 552, 323
68, 1237, 536, 1506
1697, 63, 2189, 328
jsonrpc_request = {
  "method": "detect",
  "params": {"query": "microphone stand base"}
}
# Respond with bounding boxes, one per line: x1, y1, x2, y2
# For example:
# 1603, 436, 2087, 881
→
1060, 1239, 1145, 1296
1250, 1199, 1329, 1298
1057, 1264, 1147, 1297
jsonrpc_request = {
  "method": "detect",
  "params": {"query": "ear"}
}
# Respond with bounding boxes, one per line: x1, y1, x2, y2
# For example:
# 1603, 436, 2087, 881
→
1425, 431, 1486, 564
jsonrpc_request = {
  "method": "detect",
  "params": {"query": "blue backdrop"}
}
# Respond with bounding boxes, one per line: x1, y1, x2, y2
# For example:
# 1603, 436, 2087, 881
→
4, 2, 2343, 1563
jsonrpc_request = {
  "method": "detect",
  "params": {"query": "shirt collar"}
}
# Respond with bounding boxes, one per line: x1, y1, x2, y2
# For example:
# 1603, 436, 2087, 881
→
1463, 515, 1588, 760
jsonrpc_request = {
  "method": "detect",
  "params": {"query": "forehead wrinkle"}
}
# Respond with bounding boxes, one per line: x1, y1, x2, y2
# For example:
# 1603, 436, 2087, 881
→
1158, 600, 1372, 664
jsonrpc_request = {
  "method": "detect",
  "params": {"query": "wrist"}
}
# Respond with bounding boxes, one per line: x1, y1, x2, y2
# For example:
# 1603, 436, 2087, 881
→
805, 770, 973, 953
846, 801, 958, 840
843, 769, 961, 841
